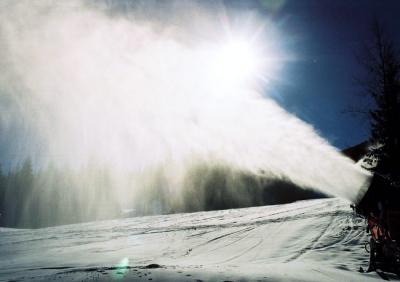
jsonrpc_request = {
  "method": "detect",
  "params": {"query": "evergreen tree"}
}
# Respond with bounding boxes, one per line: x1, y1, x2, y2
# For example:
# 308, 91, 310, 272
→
359, 21, 400, 181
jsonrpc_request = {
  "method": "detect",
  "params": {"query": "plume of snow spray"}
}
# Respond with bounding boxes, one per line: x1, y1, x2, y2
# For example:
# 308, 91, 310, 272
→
0, 1, 371, 224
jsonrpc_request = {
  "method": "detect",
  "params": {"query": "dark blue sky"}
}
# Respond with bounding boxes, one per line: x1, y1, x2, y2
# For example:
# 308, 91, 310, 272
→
226, 0, 400, 149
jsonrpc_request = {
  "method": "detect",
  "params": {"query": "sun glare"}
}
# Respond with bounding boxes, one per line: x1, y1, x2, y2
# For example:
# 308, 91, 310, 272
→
213, 39, 261, 84
207, 30, 282, 89
221, 40, 259, 78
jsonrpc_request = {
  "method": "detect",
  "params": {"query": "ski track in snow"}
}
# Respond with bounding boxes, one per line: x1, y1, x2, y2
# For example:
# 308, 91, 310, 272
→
0, 198, 398, 281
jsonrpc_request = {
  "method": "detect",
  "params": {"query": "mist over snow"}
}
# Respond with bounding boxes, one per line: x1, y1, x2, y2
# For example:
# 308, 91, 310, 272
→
0, 0, 370, 221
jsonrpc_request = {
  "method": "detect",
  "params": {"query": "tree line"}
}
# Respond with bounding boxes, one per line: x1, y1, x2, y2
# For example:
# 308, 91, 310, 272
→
0, 159, 324, 228
0, 159, 120, 228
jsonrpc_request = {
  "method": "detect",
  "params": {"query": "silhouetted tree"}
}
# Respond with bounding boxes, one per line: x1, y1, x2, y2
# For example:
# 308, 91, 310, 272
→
358, 21, 400, 181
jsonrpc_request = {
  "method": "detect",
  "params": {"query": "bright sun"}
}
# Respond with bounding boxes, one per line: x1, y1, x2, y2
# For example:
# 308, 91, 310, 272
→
218, 39, 260, 81
210, 36, 275, 87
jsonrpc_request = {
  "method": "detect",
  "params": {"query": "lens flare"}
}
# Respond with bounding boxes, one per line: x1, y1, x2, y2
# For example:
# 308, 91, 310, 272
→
113, 257, 129, 279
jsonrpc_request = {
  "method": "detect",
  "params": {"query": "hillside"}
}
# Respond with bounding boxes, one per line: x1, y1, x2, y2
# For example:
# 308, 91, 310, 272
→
0, 198, 395, 281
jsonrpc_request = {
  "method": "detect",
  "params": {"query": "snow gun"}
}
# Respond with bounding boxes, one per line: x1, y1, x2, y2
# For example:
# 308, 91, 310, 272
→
353, 173, 400, 275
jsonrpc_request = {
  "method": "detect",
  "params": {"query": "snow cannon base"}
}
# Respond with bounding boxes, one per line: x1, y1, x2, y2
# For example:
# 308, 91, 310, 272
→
353, 174, 400, 276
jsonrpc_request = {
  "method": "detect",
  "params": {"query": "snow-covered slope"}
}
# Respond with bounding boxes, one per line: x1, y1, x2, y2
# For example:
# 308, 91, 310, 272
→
0, 198, 396, 281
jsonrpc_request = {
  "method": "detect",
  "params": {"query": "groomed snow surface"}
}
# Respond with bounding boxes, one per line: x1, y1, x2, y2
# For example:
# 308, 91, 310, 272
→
1, 198, 398, 281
